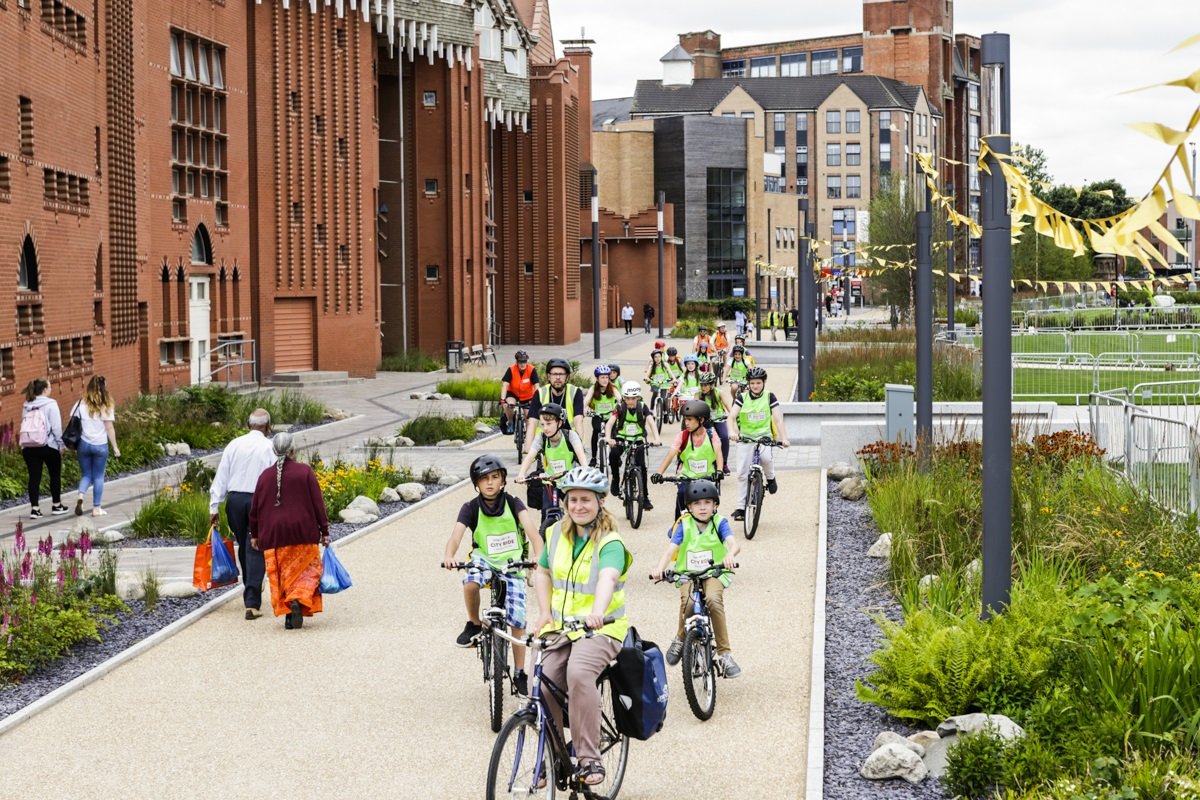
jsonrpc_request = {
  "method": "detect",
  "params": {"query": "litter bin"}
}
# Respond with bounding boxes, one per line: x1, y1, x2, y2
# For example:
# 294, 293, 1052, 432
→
446, 340, 465, 373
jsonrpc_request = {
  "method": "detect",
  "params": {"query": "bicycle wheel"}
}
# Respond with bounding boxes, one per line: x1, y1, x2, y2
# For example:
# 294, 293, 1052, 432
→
593, 678, 630, 797
514, 416, 526, 461
681, 627, 717, 721
486, 711, 556, 799
652, 395, 665, 432
490, 633, 508, 733
745, 469, 764, 540
596, 439, 609, 483
624, 470, 643, 529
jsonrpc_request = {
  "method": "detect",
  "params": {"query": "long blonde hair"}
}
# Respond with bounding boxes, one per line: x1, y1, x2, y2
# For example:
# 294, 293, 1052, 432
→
82, 375, 113, 416
559, 495, 618, 545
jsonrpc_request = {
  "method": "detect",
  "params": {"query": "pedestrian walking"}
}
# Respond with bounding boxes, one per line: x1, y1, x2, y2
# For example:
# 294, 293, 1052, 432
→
249, 432, 330, 630
19, 378, 67, 518
621, 301, 635, 334
209, 407, 276, 619
71, 375, 120, 517
643, 302, 655, 333
734, 308, 747, 336
825, 294, 832, 316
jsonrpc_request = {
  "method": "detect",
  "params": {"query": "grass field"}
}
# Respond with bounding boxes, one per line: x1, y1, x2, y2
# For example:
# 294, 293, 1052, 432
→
957, 330, 1200, 357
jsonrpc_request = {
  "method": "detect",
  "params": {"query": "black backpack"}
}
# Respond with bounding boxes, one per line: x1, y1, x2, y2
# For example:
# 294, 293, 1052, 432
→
606, 627, 669, 741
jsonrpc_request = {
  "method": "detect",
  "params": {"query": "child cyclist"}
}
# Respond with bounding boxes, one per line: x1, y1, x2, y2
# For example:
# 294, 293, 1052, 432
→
664, 346, 684, 381
606, 363, 624, 393
442, 454, 544, 695
726, 345, 751, 400
727, 366, 790, 521
583, 366, 620, 465
605, 381, 661, 507
645, 349, 674, 410
650, 478, 742, 678
650, 399, 724, 517
697, 370, 733, 471
671, 355, 703, 422
515, 402, 588, 526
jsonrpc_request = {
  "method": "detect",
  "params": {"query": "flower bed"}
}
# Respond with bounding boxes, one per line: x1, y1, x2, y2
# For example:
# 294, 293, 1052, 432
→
847, 432, 1200, 797
811, 343, 981, 402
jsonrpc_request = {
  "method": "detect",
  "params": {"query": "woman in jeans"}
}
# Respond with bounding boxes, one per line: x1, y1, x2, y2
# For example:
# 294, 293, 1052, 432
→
72, 375, 121, 516
20, 378, 67, 518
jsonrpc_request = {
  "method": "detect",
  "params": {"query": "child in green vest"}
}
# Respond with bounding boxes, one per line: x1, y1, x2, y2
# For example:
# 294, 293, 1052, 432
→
584, 365, 620, 465
727, 367, 790, 521
650, 478, 742, 678
650, 399, 724, 517
442, 454, 544, 695
516, 403, 588, 523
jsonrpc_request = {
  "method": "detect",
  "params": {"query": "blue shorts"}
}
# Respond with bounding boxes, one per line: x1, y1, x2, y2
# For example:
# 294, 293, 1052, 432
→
464, 559, 527, 629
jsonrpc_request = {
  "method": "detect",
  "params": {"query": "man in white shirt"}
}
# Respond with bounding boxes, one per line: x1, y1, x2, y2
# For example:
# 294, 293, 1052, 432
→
209, 409, 277, 619
621, 301, 635, 334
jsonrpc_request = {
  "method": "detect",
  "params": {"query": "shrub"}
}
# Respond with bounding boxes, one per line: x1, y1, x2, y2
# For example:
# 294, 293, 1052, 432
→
310, 457, 413, 516
380, 350, 445, 372
943, 727, 1010, 800
436, 376, 502, 401
399, 414, 479, 445
955, 307, 981, 327
670, 318, 716, 338
678, 301, 720, 320
128, 486, 231, 543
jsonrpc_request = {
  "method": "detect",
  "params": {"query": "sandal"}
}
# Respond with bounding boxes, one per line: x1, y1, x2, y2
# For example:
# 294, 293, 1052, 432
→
576, 761, 605, 786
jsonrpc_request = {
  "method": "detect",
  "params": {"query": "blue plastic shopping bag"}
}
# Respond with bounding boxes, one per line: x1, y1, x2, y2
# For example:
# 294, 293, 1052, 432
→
209, 527, 240, 586
319, 545, 353, 594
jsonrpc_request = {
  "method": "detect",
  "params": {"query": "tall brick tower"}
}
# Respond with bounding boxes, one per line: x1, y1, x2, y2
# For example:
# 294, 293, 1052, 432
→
862, 0, 954, 118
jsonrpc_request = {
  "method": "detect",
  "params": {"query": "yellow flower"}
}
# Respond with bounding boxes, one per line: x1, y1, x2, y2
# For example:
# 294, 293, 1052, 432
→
1151, 571, 1165, 578
1040, 506, 1052, 515
1119, 505, 1129, 513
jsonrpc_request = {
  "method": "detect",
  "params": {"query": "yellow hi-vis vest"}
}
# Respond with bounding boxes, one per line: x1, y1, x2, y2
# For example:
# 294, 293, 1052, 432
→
545, 523, 632, 643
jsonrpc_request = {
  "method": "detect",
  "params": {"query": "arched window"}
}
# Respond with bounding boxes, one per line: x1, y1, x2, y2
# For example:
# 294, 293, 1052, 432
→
191, 224, 213, 265
18, 235, 39, 292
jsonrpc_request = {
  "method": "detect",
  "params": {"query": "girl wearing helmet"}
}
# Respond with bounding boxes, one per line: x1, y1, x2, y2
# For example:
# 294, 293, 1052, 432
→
604, 381, 662, 506
607, 363, 624, 393
516, 402, 588, 524
651, 399, 724, 517
727, 367, 790, 521
583, 366, 619, 464
672, 355, 702, 411
664, 346, 684, 381
698, 370, 733, 469
442, 455, 544, 692
645, 349, 674, 411
530, 466, 632, 788
726, 345, 751, 401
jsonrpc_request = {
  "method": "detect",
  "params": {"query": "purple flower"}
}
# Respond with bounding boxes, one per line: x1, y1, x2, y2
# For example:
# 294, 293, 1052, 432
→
29, 590, 36, 607
20, 552, 32, 581
79, 532, 92, 556
38, 536, 53, 557
13, 525, 26, 555
70, 564, 79, 581
56, 567, 65, 587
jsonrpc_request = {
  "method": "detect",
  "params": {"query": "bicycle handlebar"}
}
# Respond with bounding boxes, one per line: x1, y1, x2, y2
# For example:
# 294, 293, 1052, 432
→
737, 436, 782, 446
515, 472, 563, 486
651, 560, 739, 583
487, 615, 617, 648
443, 560, 538, 573
656, 472, 724, 484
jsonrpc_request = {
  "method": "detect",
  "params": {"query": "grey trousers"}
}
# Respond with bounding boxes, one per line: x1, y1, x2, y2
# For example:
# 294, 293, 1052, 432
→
226, 491, 265, 610
540, 633, 623, 765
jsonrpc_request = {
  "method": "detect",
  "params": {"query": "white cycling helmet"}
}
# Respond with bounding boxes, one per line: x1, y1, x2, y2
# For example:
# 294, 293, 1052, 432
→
559, 465, 609, 496
621, 381, 642, 398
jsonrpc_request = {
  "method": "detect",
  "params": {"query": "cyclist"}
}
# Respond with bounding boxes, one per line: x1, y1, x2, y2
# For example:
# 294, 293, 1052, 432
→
527, 358, 585, 451
695, 340, 712, 370
650, 399, 724, 517
607, 363, 624, 393
664, 346, 684, 381
650, 478, 742, 678
732, 335, 757, 366
442, 455, 543, 695
727, 366, 790, 521
530, 466, 633, 788
697, 371, 733, 471
605, 381, 660, 507
583, 366, 620, 466
712, 323, 730, 358
726, 345, 751, 399
672, 354, 703, 410
499, 350, 539, 436
515, 403, 588, 522
646, 349, 674, 411
691, 324, 713, 355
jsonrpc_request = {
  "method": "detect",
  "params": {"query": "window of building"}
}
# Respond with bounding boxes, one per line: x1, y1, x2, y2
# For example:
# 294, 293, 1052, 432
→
424, 178, 439, 196
780, 53, 806, 77
749, 56, 777, 78
522, 189, 533, 203
796, 112, 807, 133
797, 176, 808, 198
773, 113, 786, 149
969, 162, 980, 192
290, 202, 303, 223
170, 31, 228, 227
968, 116, 980, 154
475, 4, 500, 61
0, 347, 14, 384
721, 59, 746, 78
19, 96, 33, 157
40, 1, 87, 50
847, 175, 861, 198
841, 46, 863, 73
289, 91, 300, 113
764, 175, 782, 193
826, 110, 840, 134
706, 168, 748, 295
523, 262, 534, 275
880, 140, 892, 164
425, 264, 440, 281
879, 110, 891, 132
832, 208, 856, 236
315, 223, 327, 245
811, 49, 838, 76
797, 144, 808, 165
846, 109, 860, 133
968, 83, 979, 112
422, 91, 437, 108
826, 143, 840, 166
740, 112, 755, 120
42, 167, 89, 213
337, 137, 348, 159
0, 155, 10, 196
503, 26, 526, 76
846, 142, 861, 166
18, 234, 39, 292
827, 175, 841, 199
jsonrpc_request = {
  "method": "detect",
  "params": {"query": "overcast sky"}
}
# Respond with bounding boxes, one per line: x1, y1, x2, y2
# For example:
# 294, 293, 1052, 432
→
551, 0, 1200, 195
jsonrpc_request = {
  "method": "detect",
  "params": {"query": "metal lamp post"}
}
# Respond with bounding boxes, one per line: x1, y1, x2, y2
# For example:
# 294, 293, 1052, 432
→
981, 32, 1013, 617
592, 169, 601, 359
798, 197, 814, 401
657, 190, 665, 338
916, 182, 933, 453
946, 183, 956, 341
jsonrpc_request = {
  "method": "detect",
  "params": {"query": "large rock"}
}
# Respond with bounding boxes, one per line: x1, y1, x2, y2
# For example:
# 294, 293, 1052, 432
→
965, 558, 982, 580
861, 743, 928, 784
116, 575, 145, 601
159, 581, 200, 599
325, 407, 352, 421
918, 574, 940, 591
397, 436, 415, 448
93, 528, 126, 545
437, 474, 461, 486
378, 487, 401, 503
431, 392, 454, 401
345, 495, 380, 517
828, 461, 858, 481
366, 435, 398, 448
474, 421, 493, 434
873, 731, 925, 757
867, 532, 893, 559
922, 734, 955, 779
395, 482, 426, 502
165, 442, 192, 457
423, 465, 446, 482
937, 713, 1025, 742
446, 439, 467, 447
338, 508, 379, 524
838, 475, 867, 501
908, 731, 941, 751
409, 392, 431, 400
435, 439, 452, 448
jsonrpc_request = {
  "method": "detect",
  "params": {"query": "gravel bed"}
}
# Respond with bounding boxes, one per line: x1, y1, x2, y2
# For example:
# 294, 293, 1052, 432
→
824, 478, 945, 799
0, 481, 450, 721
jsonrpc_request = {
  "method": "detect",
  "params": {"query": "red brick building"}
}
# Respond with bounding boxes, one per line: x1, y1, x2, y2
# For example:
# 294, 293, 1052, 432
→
1, 0, 601, 433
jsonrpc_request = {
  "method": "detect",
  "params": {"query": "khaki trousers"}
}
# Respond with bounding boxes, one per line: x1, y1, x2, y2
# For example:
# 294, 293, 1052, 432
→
540, 633, 623, 764
677, 578, 731, 654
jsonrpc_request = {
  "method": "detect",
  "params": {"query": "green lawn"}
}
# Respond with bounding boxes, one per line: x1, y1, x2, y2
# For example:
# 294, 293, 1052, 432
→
1011, 364, 1200, 404
958, 330, 1200, 357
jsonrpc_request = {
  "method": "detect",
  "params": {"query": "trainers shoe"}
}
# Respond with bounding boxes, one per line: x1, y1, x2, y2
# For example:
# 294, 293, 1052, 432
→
456, 620, 483, 647
643, 499, 654, 510
74, 497, 84, 516
513, 670, 529, 697
720, 653, 742, 679
51, 504, 69, 516
29, 507, 43, 519
245, 608, 263, 620
665, 637, 684, 666
767, 478, 778, 495
731, 509, 745, 521
611, 487, 622, 499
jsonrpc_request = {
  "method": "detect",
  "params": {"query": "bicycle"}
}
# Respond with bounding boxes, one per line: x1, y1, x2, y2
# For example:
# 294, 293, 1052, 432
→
588, 412, 610, 485
710, 351, 726, 385
736, 436, 781, 540
657, 473, 723, 519
518, 471, 565, 535
510, 401, 531, 461
449, 559, 538, 733
648, 386, 669, 433
651, 560, 737, 721
613, 440, 657, 530
485, 618, 629, 800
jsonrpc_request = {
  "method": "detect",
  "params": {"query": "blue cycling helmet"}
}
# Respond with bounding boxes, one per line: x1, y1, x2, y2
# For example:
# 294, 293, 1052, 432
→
594, 364, 612, 377
683, 354, 699, 365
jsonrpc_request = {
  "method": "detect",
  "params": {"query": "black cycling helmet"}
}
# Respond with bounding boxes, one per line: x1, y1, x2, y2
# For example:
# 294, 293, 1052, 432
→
666, 346, 678, 356
681, 399, 711, 421
685, 478, 720, 504
746, 366, 768, 381
515, 350, 529, 363
607, 363, 621, 374
732, 345, 746, 355
546, 358, 571, 375
469, 454, 508, 485
539, 402, 567, 423
699, 371, 718, 386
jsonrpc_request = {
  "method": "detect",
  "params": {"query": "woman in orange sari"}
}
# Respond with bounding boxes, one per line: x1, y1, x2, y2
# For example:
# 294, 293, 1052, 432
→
249, 432, 329, 629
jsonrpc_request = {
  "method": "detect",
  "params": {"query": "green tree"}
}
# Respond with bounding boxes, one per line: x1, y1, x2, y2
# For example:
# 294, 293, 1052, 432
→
867, 175, 919, 318
1013, 142, 1053, 200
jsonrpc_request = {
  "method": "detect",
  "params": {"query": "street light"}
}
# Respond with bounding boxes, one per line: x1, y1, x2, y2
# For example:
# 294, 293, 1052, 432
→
657, 190, 665, 338
592, 168, 600, 359
1191, 141, 1197, 276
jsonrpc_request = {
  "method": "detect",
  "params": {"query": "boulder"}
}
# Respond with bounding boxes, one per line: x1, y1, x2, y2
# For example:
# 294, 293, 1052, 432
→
867, 532, 893, 559
409, 392, 431, 400
437, 474, 461, 486
159, 582, 200, 599
937, 713, 1025, 742
474, 421, 493, 434
166, 442, 191, 457
860, 743, 928, 784
396, 436, 416, 448
828, 461, 858, 481
838, 475, 867, 501
338, 508, 379, 525
325, 407, 352, 421
378, 487, 401, 503
423, 465, 446, 482
431, 392, 454, 401
922, 734, 955, 779
366, 436, 397, 448
94, 528, 126, 545
965, 558, 982, 580
435, 439, 452, 448
918, 574, 940, 591
395, 482, 426, 502
873, 731, 925, 757
116, 575, 145, 601
346, 495, 380, 517
446, 439, 467, 447
908, 731, 942, 751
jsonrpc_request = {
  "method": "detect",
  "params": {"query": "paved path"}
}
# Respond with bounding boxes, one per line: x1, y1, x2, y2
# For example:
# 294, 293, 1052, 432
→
0, 459, 821, 799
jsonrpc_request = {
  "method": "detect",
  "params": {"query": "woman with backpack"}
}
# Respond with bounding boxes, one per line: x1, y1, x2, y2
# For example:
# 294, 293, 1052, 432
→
20, 378, 67, 518
71, 375, 121, 516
